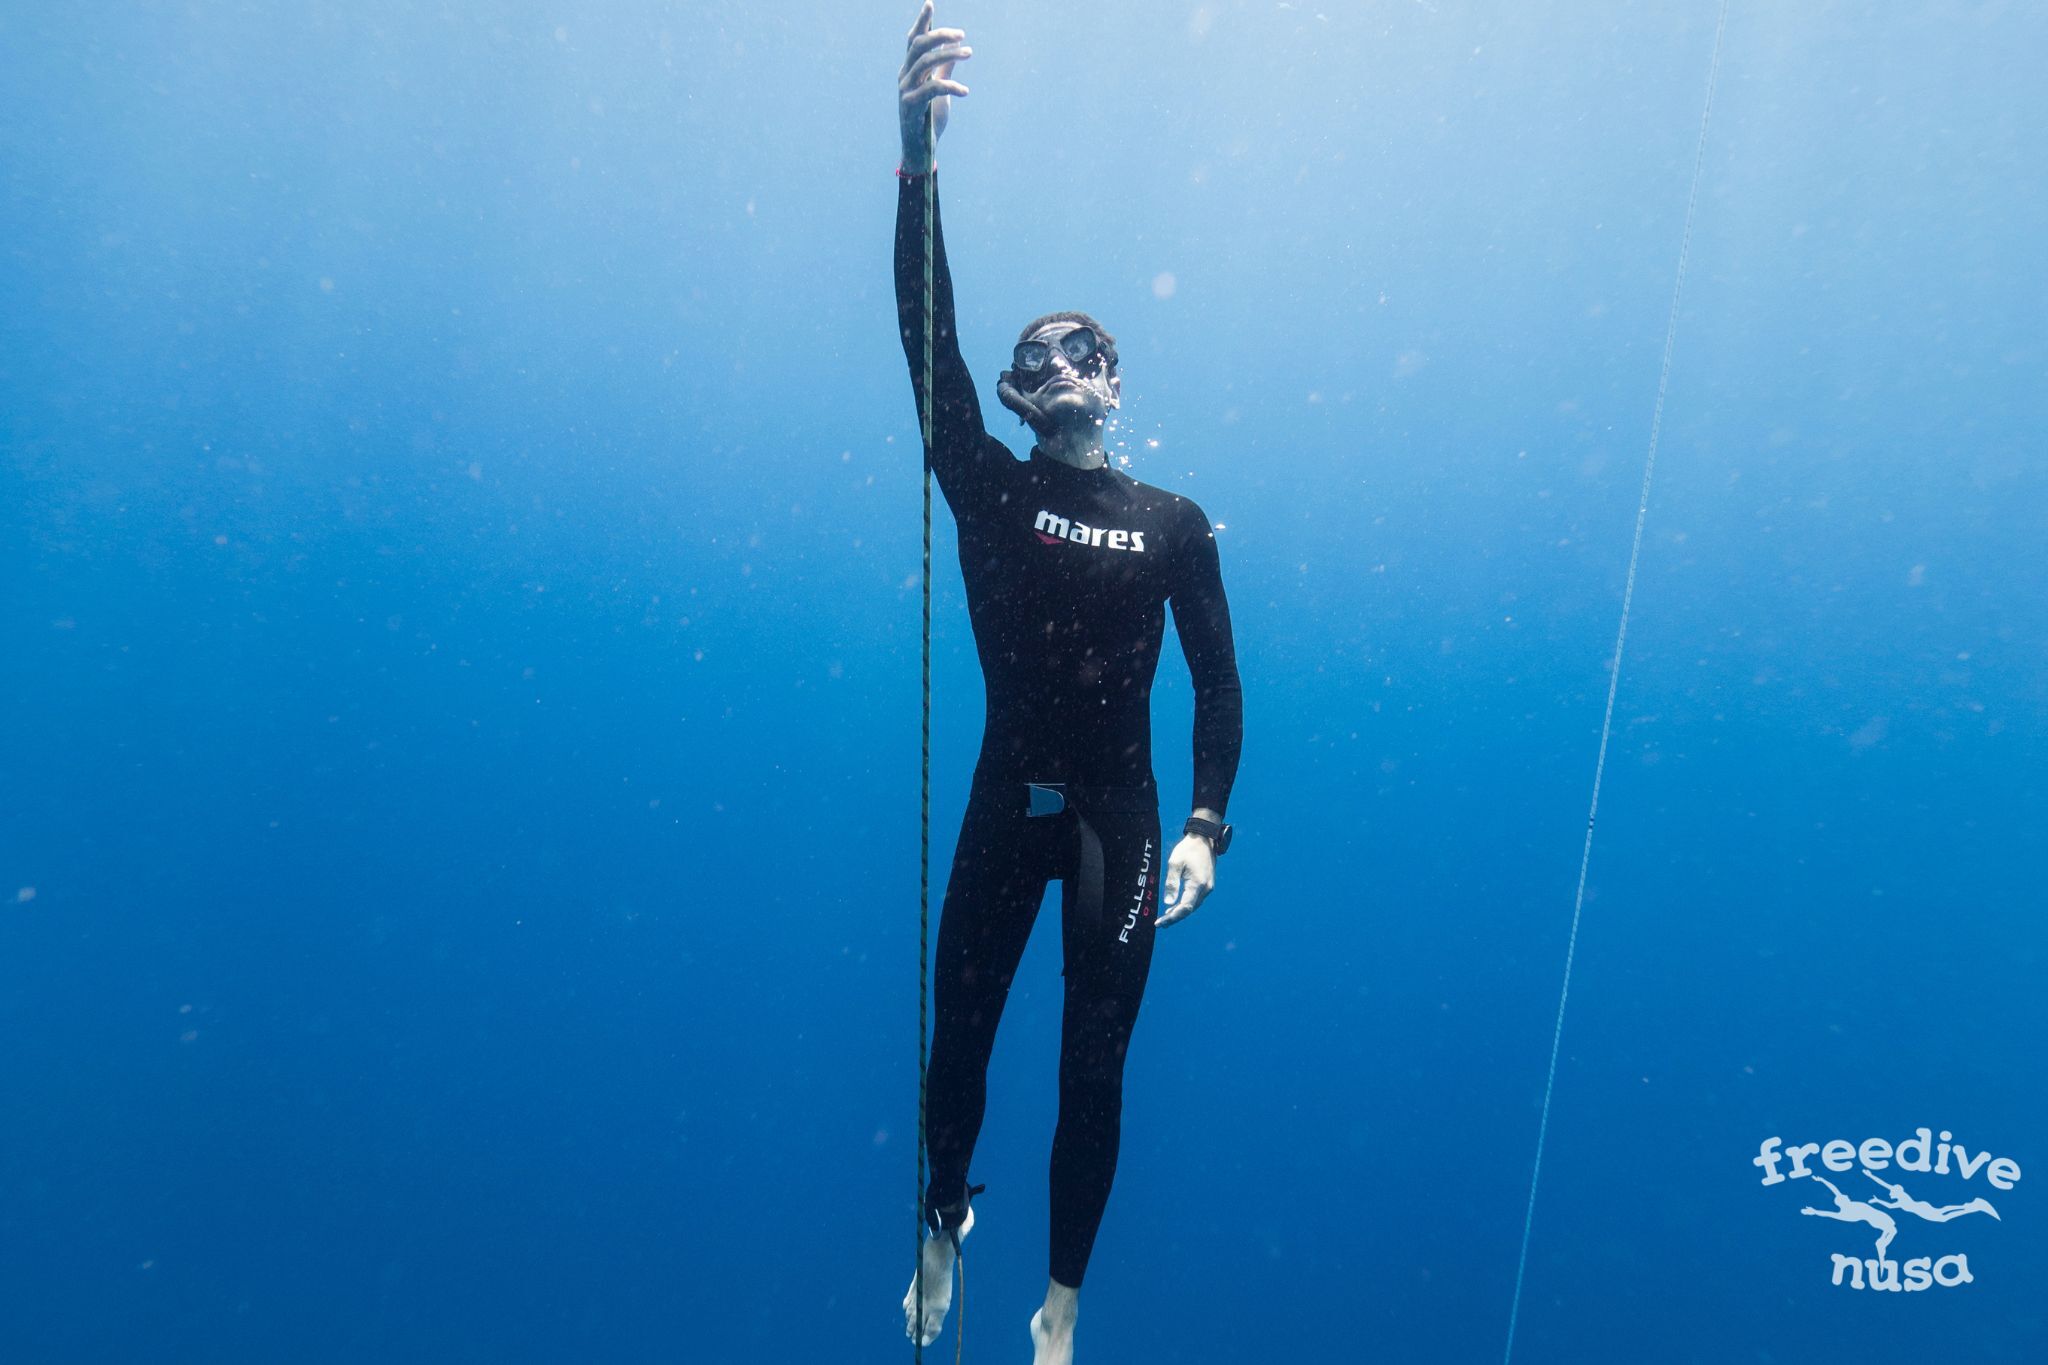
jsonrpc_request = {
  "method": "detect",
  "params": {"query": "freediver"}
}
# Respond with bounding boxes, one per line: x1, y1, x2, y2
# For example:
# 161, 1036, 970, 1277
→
1863, 1170, 2000, 1223
1801, 1176, 1901, 1265
892, 5, 1245, 1361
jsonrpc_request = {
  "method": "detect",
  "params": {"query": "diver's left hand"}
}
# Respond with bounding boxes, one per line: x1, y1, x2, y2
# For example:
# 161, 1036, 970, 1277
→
1157, 834, 1215, 928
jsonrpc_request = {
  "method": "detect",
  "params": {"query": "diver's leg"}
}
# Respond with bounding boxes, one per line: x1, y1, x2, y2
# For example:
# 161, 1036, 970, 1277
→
925, 786, 1050, 1216
1029, 1279, 1080, 1365
904, 784, 1051, 1345
1042, 806, 1161, 1330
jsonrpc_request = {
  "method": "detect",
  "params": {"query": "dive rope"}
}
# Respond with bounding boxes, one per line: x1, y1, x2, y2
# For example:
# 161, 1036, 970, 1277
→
915, 102, 936, 1365
1502, 3, 1730, 1361
913, 89, 973, 1365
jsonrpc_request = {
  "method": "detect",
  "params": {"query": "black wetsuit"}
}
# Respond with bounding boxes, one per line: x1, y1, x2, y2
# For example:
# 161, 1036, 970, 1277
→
896, 175, 1243, 1288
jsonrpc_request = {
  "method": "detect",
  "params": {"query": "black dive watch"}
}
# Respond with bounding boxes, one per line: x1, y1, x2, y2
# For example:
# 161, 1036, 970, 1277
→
1183, 816, 1233, 856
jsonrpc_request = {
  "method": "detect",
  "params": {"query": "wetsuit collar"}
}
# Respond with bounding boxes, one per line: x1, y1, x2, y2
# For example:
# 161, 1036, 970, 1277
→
1028, 445, 1114, 478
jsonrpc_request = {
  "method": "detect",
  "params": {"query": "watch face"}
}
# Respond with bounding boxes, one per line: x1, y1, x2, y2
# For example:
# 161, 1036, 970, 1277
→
1215, 824, 1233, 855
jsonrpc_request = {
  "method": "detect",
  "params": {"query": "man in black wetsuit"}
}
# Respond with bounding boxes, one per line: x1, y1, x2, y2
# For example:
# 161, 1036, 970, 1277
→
894, 7, 1242, 1361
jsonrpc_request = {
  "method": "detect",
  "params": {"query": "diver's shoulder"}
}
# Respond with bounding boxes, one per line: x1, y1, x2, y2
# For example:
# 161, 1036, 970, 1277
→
1120, 471, 1215, 530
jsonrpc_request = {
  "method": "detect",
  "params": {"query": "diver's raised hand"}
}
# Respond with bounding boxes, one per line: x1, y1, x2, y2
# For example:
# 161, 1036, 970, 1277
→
899, 2, 972, 174
1157, 834, 1216, 928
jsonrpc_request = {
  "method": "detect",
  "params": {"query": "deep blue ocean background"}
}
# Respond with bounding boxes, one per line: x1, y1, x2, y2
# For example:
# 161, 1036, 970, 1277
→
4, 2, 2043, 1361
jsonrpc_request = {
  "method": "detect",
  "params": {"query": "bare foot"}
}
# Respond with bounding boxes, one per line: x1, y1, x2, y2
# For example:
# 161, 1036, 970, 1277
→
1028, 1279, 1078, 1365
901, 1207, 974, 1346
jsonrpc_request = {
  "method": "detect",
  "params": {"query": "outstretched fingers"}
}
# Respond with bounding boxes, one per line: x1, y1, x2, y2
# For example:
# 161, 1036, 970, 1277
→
905, 24, 966, 62
900, 39, 972, 109
902, 18, 967, 74
899, 6, 971, 150
903, 41, 972, 88
900, 75, 969, 116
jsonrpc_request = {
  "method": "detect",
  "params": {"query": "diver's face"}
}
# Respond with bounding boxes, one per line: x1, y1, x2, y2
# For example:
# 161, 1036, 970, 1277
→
1019, 323, 1120, 426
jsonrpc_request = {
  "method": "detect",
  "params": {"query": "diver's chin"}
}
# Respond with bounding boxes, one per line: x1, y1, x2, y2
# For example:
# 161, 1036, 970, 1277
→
1034, 388, 1102, 421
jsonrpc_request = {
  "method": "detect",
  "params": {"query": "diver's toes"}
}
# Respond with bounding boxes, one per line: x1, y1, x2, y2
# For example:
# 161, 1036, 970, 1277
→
902, 1293, 946, 1346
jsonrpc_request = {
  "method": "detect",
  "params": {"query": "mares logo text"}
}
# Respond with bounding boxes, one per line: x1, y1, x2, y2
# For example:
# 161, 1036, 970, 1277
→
1034, 509, 1147, 553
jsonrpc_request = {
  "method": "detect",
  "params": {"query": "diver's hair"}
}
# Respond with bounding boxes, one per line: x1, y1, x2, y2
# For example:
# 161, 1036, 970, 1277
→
1017, 311, 1119, 376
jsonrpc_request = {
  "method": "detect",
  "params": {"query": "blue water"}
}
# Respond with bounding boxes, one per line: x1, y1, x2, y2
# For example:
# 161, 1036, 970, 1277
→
4, 2, 2043, 1361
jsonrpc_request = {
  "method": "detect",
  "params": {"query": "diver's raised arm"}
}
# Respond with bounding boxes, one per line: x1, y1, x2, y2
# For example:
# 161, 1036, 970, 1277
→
899, 2, 971, 175
893, 2, 997, 503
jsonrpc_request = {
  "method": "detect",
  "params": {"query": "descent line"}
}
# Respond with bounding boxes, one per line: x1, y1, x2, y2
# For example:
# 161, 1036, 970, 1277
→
1501, 4, 1730, 1361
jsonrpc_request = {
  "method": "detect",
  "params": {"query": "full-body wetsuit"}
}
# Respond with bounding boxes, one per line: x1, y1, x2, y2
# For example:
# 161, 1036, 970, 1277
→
896, 174, 1243, 1288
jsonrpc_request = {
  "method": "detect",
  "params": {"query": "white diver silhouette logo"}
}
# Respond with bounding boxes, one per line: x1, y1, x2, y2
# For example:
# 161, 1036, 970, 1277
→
1799, 1174, 1999, 1287
1756, 1128, 2019, 1292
